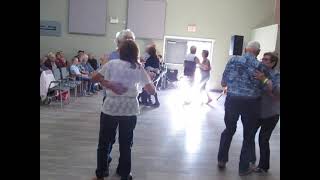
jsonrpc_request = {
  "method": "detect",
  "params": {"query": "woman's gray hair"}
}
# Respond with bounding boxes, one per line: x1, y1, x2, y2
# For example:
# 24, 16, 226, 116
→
47, 52, 56, 59
115, 29, 136, 47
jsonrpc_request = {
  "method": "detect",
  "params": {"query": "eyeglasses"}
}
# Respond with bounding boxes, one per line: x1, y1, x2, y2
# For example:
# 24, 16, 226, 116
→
262, 58, 271, 61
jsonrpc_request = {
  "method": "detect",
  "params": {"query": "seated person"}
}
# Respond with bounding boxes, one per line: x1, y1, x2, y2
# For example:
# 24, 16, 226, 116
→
40, 56, 49, 71
76, 50, 85, 59
79, 54, 97, 93
69, 57, 91, 96
88, 53, 100, 71
40, 56, 49, 77
55, 51, 67, 68
138, 46, 160, 107
44, 52, 58, 71
81, 54, 97, 93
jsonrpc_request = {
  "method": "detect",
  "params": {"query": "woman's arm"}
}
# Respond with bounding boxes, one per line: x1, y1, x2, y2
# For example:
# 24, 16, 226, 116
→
200, 60, 211, 71
91, 72, 104, 82
91, 63, 128, 95
144, 83, 156, 95
100, 80, 128, 95
254, 70, 277, 96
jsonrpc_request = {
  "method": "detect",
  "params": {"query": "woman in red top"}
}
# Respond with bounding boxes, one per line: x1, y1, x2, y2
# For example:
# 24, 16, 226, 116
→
55, 51, 67, 68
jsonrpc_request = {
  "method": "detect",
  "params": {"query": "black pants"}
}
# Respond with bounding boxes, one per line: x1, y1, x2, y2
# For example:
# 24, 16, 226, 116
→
217, 95, 260, 172
252, 114, 279, 170
95, 113, 137, 178
102, 97, 117, 163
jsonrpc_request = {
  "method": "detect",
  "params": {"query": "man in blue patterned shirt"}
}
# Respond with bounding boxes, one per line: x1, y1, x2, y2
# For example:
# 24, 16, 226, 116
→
217, 41, 271, 176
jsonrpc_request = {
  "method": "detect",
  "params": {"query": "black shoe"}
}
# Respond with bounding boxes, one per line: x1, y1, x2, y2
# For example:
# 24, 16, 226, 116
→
249, 162, 257, 170
103, 166, 109, 177
121, 173, 133, 180
116, 166, 121, 176
218, 161, 226, 169
253, 167, 268, 174
239, 168, 253, 176
92, 177, 104, 180
103, 157, 112, 177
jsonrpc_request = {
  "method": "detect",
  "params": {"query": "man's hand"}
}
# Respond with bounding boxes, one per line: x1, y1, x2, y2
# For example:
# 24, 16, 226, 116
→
81, 71, 89, 75
101, 80, 128, 95
139, 57, 146, 64
148, 71, 156, 79
91, 71, 98, 77
223, 86, 227, 94
254, 70, 266, 81
82, 74, 89, 78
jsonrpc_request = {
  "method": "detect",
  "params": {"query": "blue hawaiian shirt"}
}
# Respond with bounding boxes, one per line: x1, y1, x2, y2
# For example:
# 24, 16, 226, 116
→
79, 63, 94, 73
222, 53, 271, 97
108, 50, 120, 60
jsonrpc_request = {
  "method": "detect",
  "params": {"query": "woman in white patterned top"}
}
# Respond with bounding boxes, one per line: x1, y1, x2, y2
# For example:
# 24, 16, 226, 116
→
93, 40, 155, 180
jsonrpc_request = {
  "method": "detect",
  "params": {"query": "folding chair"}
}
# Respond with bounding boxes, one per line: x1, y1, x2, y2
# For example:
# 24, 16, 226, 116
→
60, 67, 81, 99
51, 68, 70, 108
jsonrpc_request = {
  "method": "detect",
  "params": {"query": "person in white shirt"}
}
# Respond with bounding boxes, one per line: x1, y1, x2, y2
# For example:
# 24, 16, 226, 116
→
92, 29, 136, 171
92, 40, 155, 180
199, 50, 212, 104
184, 46, 200, 78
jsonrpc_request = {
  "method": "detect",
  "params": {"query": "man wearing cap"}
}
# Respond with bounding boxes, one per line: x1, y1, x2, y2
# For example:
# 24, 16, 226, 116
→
217, 41, 271, 176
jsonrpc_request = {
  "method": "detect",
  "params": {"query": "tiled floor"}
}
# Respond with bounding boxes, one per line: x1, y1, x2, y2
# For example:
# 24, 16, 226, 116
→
40, 88, 280, 180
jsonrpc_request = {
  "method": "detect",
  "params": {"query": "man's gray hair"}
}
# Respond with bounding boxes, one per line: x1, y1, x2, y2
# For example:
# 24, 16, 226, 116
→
246, 41, 260, 50
190, 46, 197, 54
115, 29, 136, 46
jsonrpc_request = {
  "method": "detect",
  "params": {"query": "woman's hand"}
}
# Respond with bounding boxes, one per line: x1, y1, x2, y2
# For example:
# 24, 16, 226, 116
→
101, 80, 128, 95
254, 70, 266, 81
200, 64, 209, 71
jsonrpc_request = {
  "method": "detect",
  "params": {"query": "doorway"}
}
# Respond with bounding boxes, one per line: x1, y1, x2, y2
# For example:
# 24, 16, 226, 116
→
163, 35, 215, 81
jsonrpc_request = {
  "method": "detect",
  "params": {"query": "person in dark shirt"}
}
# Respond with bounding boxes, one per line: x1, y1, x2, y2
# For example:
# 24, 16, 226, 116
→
145, 50, 160, 70
144, 46, 160, 107
44, 52, 58, 71
77, 50, 85, 59
40, 56, 49, 77
88, 53, 100, 70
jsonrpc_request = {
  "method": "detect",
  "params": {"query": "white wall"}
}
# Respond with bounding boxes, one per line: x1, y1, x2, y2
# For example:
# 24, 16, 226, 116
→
251, 24, 279, 60
40, 0, 163, 60
40, 0, 276, 89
